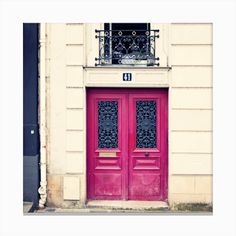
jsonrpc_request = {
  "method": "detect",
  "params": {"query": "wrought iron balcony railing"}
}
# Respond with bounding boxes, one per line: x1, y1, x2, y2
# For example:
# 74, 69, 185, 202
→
95, 29, 160, 66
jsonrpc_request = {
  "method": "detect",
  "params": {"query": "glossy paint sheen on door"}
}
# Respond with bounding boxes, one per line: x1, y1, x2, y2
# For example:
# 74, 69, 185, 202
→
87, 89, 168, 201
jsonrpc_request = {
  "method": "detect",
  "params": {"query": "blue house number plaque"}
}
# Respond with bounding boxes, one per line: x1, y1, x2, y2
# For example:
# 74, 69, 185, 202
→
123, 73, 132, 81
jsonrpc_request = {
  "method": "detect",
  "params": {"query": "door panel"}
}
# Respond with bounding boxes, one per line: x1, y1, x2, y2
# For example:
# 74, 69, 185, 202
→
133, 157, 160, 170
94, 173, 122, 196
128, 90, 167, 200
129, 173, 161, 197
87, 91, 128, 200
128, 91, 168, 200
87, 89, 168, 201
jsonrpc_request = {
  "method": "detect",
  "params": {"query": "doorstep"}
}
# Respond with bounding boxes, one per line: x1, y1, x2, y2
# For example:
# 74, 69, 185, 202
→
86, 200, 169, 211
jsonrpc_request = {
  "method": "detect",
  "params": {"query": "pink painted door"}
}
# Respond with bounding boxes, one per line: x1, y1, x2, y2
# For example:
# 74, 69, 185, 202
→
128, 91, 168, 200
87, 90, 128, 200
87, 89, 168, 201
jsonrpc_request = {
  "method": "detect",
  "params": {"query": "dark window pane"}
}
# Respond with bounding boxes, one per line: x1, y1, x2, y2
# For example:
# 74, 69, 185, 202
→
112, 23, 150, 64
136, 100, 157, 148
104, 23, 151, 65
98, 101, 118, 148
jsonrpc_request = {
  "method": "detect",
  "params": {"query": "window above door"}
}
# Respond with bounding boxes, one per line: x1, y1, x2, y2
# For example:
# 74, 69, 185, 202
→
95, 23, 160, 67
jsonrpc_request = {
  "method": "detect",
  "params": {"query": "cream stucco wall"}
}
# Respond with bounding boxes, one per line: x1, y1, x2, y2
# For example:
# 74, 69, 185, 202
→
43, 23, 213, 208
169, 23, 212, 205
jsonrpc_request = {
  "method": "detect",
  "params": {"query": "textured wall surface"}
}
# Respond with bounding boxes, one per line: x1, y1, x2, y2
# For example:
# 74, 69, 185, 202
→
45, 23, 213, 207
169, 23, 212, 204
46, 24, 85, 207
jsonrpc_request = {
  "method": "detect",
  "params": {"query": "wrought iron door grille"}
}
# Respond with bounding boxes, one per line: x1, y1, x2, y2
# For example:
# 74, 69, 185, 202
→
95, 29, 160, 66
136, 100, 157, 148
98, 101, 118, 148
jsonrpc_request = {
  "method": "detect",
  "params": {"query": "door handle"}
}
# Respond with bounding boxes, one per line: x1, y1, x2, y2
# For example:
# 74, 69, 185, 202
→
145, 152, 149, 157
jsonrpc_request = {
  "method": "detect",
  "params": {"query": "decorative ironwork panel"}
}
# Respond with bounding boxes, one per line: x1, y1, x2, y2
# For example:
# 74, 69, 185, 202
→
136, 100, 157, 148
98, 101, 118, 148
95, 29, 160, 66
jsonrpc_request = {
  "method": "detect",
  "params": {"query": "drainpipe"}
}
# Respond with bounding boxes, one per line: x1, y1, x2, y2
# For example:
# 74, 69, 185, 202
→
38, 23, 47, 209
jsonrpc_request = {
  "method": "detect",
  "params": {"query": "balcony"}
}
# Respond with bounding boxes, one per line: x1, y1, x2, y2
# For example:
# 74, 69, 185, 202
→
95, 29, 160, 66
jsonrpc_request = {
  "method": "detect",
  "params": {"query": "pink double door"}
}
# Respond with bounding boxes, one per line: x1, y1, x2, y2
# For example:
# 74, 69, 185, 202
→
87, 88, 168, 201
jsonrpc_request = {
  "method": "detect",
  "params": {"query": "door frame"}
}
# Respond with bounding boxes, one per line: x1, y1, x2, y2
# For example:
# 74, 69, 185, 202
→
86, 88, 168, 201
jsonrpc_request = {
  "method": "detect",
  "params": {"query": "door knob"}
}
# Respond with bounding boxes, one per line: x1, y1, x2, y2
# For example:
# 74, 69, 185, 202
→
145, 152, 149, 157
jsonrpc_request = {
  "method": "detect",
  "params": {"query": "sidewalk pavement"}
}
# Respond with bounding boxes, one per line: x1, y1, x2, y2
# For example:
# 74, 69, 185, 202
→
23, 202, 34, 213
25, 200, 212, 215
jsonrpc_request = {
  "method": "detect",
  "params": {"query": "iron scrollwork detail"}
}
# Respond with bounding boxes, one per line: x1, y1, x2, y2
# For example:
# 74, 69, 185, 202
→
98, 101, 118, 148
95, 29, 160, 66
136, 100, 157, 148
